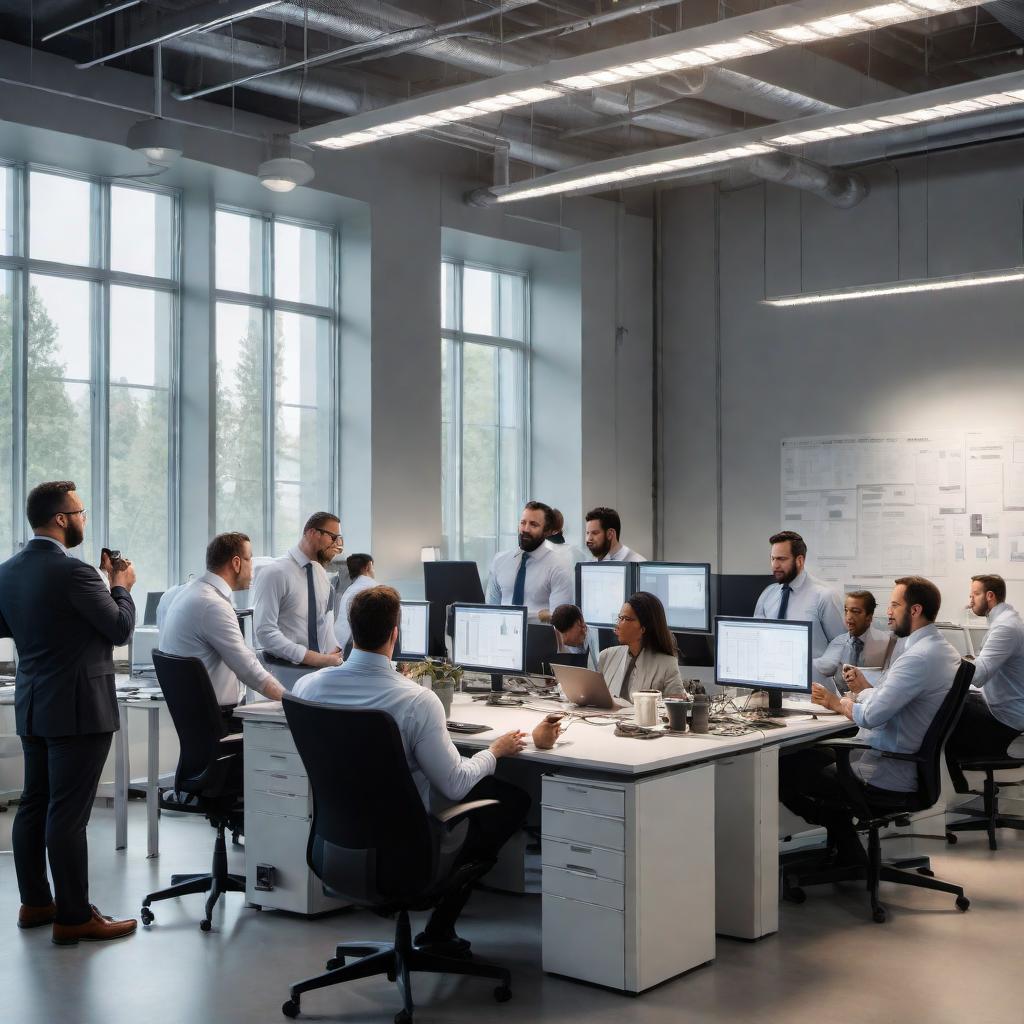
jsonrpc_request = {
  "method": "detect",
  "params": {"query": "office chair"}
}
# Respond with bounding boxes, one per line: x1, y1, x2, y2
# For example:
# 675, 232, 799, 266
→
280, 696, 512, 1023
945, 752, 1024, 850
524, 623, 559, 675
140, 651, 245, 932
783, 659, 975, 923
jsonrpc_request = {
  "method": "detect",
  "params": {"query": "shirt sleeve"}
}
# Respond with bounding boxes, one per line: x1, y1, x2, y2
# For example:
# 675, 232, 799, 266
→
410, 690, 497, 802
969, 620, 1018, 688
753, 587, 769, 618
208, 598, 279, 697
253, 564, 306, 664
66, 560, 136, 645
547, 561, 575, 614
485, 555, 501, 605
819, 588, 846, 644
852, 652, 928, 730
814, 635, 844, 680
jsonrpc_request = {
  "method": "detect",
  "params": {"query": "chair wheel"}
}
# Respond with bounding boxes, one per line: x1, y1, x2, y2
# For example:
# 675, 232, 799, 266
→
946, 832, 957, 845
494, 985, 512, 1003
917, 868, 935, 877
784, 886, 806, 904
956, 896, 970, 912
281, 999, 300, 1018
394, 1011, 411, 1024
326, 957, 343, 971
140, 907, 154, 926
200, 919, 212, 932
872, 906, 887, 924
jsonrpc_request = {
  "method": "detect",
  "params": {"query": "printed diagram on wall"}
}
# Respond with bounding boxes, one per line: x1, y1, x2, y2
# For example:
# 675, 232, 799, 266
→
781, 432, 1024, 612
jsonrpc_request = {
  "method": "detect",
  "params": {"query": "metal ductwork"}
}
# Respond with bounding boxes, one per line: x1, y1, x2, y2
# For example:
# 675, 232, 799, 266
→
672, 68, 839, 121
749, 154, 867, 208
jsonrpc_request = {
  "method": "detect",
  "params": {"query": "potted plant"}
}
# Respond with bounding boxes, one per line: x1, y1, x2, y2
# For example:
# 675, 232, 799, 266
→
407, 657, 464, 719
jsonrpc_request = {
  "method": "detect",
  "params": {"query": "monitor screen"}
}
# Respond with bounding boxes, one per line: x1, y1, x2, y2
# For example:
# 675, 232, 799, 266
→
714, 616, 812, 694
451, 604, 527, 674
398, 601, 430, 660
576, 562, 633, 628
636, 562, 711, 633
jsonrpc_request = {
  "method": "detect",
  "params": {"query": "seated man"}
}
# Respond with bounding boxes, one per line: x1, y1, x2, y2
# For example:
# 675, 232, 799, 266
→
160, 532, 285, 732
293, 585, 530, 954
550, 604, 598, 670
814, 590, 894, 694
779, 576, 959, 865
945, 574, 1024, 792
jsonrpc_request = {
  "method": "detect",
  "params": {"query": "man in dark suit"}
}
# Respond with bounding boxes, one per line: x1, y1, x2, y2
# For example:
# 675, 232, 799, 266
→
0, 480, 139, 944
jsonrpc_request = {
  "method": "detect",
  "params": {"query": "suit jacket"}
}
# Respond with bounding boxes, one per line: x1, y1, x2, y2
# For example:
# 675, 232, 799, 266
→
598, 645, 686, 703
0, 539, 136, 736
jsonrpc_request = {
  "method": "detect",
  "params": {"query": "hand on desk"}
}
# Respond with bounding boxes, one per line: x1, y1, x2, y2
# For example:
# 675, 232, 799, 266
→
489, 730, 528, 759
811, 683, 855, 722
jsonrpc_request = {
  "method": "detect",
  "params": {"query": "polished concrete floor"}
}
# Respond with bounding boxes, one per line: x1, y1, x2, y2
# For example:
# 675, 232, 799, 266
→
1, 801, 1022, 1024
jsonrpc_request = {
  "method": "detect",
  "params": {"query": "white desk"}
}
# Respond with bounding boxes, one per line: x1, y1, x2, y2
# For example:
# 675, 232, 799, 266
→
113, 695, 165, 857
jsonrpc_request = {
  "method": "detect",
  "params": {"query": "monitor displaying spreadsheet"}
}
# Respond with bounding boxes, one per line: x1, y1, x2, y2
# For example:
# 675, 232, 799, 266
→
575, 561, 632, 628
636, 562, 711, 633
714, 616, 812, 695
398, 601, 429, 660
451, 604, 527, 674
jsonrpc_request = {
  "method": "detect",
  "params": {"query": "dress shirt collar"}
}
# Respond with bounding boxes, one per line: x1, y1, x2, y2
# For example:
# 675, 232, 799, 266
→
988, 602, 1010, 622
200, 570, 233, 601
343, 648, 396, 671
513, 544, 550, 565
288, 544, 313, 569
903, 622, 938, 653
30, 534, 67, 554
787, 569, 809, 593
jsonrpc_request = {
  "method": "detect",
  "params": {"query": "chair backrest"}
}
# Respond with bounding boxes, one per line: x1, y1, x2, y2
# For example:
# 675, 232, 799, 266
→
914, 658, 975, 807
525, 623, 559, 674
152, 650, 229, 795
283, 695, 437, 906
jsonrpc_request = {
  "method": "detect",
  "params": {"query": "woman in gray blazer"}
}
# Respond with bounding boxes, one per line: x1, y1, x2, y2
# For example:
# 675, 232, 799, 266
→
598, 591, 687, 703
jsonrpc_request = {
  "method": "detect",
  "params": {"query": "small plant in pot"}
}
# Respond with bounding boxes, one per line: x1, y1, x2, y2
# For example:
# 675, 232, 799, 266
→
407, 658, 464, 718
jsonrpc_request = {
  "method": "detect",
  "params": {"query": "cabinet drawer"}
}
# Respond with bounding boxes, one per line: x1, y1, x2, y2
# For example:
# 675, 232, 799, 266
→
542, 895, 624, 990
543, 777, 624, 819
245, 722, 298, 755
543, 866, 624, 911
248, 746, 306, 777
249, 771, 310, 819
542, 806, 625, 851
543, 838, 624, 882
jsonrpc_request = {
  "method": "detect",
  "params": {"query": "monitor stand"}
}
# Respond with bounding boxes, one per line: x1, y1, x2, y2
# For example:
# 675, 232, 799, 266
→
763, 689, 809, 717
490, 673, 504, 693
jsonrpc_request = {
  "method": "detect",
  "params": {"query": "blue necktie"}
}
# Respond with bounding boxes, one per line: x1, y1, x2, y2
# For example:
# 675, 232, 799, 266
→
778, 583, 791, 620
511, 552, 530, 606
851, 635, 864, 666
305, 563, 320, 653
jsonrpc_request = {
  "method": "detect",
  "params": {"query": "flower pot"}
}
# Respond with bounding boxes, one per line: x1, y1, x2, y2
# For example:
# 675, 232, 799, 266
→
433, 681, 455, 719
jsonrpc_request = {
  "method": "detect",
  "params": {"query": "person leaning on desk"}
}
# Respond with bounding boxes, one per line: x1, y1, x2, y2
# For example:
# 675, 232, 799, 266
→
599, 591, 688, 703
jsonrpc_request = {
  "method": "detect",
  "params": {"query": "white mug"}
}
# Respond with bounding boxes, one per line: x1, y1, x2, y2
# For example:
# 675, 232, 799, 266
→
633, 690, 659, 728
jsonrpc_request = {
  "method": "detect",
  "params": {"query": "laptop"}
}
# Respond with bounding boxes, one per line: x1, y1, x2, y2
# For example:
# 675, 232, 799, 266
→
551, 664, 619, 710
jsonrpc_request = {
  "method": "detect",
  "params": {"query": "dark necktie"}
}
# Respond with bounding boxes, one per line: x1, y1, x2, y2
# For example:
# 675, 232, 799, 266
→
305, 562, 320, 653
851, 635, 864, 666
778, 583, 792, 619
512, 552, 530, 606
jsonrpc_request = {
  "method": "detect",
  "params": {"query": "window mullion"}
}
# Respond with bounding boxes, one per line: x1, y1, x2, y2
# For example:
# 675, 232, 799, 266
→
92, 181, 110, 563
12, 168, 27, 551
453, 263, 464, 560
263, 216, 275, 554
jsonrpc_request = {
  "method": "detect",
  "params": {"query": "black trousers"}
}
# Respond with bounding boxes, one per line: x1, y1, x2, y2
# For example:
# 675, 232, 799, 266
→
945, 692, 1022, 792
780, 747, 865, 859
13, 731, 113, 926
425, 775, 531, 937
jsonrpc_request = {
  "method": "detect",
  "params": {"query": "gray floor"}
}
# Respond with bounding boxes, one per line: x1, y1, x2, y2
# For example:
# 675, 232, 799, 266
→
1, 801, 1021, 1024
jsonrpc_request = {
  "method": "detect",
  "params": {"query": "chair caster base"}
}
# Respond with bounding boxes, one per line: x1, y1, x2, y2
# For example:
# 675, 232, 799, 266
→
917, 868, 935, 877
494, 985, 512, 1003
326, 957, 343, 971
872, 905, 887, 924
946, 832, 957, 844
200, 919, 212, 932
783, 886, 806, 904
394, 1011, 411, 1024
956, 895, 970, 912
282, 998, 300, 1018
140, 907, 154, 926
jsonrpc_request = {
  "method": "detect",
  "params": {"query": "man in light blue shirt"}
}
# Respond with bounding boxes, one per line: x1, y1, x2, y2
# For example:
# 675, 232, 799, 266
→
780, 576, 960, 863
814, 590, 894, 693
945, 574, 1024, 791
753, 530, 844, 661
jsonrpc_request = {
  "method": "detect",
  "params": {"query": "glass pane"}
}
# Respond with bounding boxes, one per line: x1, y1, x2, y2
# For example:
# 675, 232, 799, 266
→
111, 186, 175, 279
274, 221, 332, 306
216, 303, 265, 551
110, 286, 171, 387
462, 425, 496, 548
462, 267, 495, 336
498, 272, 526, 341
29, 275, 91, 380
30, 171, 92, 266
274, 481, 302, 558
440, 338, 454, 556
462, 342, 496, 427
0, 165, 14, 256
216, 210, 263, 295
441, 262, 456, 331
0, 272, 12, 557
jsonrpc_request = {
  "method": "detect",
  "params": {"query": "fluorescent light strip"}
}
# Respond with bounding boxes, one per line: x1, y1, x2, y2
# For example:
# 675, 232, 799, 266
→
764, 267, 1024, 306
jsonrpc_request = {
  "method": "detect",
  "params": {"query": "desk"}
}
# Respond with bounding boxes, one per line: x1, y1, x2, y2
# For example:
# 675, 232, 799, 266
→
113, 696, 165, 857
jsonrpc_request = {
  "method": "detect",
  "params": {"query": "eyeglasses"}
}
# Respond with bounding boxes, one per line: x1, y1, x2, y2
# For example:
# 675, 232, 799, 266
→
317, 528, 343, 544
58, 508, 87, 520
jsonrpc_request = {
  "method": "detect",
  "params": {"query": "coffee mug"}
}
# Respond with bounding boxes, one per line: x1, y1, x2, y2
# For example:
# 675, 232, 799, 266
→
664, 698, 692, 732
633, 690, 659, 728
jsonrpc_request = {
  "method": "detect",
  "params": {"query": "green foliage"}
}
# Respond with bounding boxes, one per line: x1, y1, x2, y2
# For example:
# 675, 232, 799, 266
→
408, 657, 464, 690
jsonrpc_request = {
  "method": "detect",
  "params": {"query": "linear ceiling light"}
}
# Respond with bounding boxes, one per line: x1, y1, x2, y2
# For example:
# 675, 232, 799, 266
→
764, 266, 1024, 306
485, 70, 1024, 203
294, 0, 982, 152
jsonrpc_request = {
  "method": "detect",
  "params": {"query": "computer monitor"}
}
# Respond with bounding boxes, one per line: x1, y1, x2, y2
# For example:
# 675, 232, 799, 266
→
524, 623, 560, 675
451, 603, 527, 692
424, 561, 486, 657
637, 562, 711, 633
937, 623, 974, 658
397, 600, 430, 661
575, 561, 633, 628
716, 574, 775, 618
714, 616, 812, 711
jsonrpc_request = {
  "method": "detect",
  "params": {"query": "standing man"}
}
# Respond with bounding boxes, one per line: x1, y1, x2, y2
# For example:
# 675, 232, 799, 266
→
814, 591, 894, 692
253, 511, 344, 670
584, 507, 646, 563
336, 553, 376, 652
486, 501, 574, 622
754, 530, 844, 661
544, 509, 587, 569
0, 481, 138, 943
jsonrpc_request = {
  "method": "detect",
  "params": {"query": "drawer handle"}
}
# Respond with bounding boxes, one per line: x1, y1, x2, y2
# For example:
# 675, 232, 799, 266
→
566, 786, 589, 795
568, 845, 592, 854
269, 754, 287, 761
267, 789, 299, 798
565, 864, 597, 876
270, 773, 288, 780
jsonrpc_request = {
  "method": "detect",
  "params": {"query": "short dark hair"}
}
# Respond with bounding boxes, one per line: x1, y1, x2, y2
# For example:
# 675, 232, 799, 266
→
769, 530, 807, 559
26, 480, 77, 528
303, 511, 340, 534
585, 506, 622, 538
845, 590, 877, 616
972, 574, 1007, 604
206, 532, 250, 571
895, 575, 942, 623
625, 591, 677, 658
523, 500, 554, 532
349, 585, 401, 651
548, 508, 565, 535
346, 553, 373, 580
550, 604, 584, 633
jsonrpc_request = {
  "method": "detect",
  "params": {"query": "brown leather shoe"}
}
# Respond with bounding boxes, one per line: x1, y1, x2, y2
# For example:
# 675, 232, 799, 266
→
52, 906, 137, 946
18, 902, 57, 929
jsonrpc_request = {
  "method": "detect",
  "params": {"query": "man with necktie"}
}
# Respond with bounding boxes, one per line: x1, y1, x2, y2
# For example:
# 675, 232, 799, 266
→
814, 590, 894, 694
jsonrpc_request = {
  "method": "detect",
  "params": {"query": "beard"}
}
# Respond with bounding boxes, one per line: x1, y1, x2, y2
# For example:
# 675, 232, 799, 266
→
65, 520, 85, 549
518, 532, 545, 553
890, 608, 912, 638
587, 537, 611, 559
316, 548, 336, 567
773, 563, 798, 585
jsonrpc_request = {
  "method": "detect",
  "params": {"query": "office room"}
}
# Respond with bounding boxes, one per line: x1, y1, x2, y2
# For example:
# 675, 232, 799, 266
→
1, 1, 1023, 1022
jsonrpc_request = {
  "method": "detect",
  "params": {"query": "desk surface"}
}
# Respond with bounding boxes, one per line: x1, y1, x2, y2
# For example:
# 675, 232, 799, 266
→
236, 694, 849, 778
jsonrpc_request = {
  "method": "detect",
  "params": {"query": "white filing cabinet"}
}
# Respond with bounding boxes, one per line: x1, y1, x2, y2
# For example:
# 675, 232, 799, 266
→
243, 719, 346, 916
540, 764, 716, 993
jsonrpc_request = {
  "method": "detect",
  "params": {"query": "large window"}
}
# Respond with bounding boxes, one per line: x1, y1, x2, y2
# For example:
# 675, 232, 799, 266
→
441, 260, 529, 569
0, 164, 177, 604
214, 209, 336, 555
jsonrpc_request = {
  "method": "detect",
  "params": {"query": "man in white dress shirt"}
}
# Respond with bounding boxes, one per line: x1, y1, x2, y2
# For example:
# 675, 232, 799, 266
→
294, 585, 530, 955
486, 502, 574, 622
160, 533, 285, 730
753, 530, 844, 662
814, 590, 894, 693
945, 574, 1024, 791
543, 508, 588, 569
253, 511, 343, 669
336, 553, 376, 652
584, 507, 646, 563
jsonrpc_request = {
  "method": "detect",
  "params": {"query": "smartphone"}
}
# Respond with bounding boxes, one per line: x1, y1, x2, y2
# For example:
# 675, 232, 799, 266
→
101, 547, 128, 571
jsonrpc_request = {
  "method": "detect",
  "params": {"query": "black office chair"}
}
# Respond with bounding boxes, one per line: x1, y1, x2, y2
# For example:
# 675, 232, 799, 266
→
946, 752, 1024, 850
524, 623, 559, 675
280, 695, 512, 1024
140, 650, 246, 932
783, 659, 975, 923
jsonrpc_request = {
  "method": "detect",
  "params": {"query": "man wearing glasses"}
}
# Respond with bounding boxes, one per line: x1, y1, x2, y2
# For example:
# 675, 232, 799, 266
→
253, 511, 345, 679
0, 480, 138, 944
